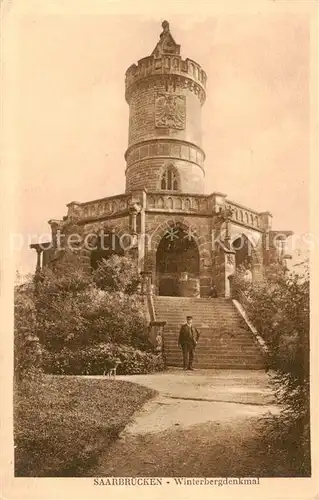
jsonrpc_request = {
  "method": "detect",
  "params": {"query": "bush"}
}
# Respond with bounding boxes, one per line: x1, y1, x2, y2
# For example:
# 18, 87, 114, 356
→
32, 261, 150, 352
234, 263, 310, 475
93, 255, 142, 294
81, 289, 151, 350
43, 343, 165, 376
14, 277, 43, 381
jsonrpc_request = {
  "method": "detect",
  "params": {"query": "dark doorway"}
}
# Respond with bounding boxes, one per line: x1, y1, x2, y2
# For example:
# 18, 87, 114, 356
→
232, 235, 252, 268
156, 226, 200, 296
90, 232, 124, 270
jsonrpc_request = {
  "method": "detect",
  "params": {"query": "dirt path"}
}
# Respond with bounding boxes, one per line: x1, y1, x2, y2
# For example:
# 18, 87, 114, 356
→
89, 370, 288, 477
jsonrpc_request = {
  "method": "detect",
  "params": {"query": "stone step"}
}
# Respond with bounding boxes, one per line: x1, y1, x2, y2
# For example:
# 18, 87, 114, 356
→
165, 351, 263, 358
164, 338, 261, 347
164, 337, 261, 346
165, 352, 263, 359
165, 360, 265, 367
165, 363, 265, 370
153, 296, 265, 369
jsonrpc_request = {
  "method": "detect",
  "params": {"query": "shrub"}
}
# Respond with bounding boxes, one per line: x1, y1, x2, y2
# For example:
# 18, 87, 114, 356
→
82, 289, 151, 350
43, 343, 165, 376
33, 261, 150, 352
93, 255, 142, 294
14, 277, 43, 381
234, 263, 310, 475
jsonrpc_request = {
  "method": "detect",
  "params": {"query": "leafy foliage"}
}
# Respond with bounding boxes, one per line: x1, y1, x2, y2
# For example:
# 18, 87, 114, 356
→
14, 256, 158, 377
14, 276, 42, 381
43, 343, 164, 376
33, 258, 149, 352
93, 255, 142, 294
233, 263, 310, 475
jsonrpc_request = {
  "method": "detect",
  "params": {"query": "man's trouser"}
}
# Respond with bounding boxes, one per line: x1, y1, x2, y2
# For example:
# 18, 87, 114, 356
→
181, 343, 194, 369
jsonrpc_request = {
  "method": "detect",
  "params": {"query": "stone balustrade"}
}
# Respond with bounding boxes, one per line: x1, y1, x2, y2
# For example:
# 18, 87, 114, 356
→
67, 195, 132, 220
67, 192, 263, 230
225, 200, 261, 229
146, 192, 210, 212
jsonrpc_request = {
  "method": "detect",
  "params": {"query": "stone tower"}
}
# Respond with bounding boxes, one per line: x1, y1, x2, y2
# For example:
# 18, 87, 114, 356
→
125, 21, 207, 194
31, 20, 292, 299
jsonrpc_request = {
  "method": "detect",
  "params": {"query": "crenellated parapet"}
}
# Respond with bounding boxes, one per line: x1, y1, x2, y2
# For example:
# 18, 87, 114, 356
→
124, 21, 207, 194
125, 20, 206, 106
125, 56, 207, 105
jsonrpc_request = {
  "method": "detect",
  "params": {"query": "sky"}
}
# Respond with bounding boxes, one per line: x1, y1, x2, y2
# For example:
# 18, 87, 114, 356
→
2, 2, 314, 275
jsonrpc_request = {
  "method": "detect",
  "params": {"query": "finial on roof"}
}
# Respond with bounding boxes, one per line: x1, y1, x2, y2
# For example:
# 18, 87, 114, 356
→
151, 20, 180, 57
162, 20, 170, 32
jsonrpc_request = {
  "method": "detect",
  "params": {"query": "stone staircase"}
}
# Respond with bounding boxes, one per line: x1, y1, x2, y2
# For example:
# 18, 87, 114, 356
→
153, 297, 266, 369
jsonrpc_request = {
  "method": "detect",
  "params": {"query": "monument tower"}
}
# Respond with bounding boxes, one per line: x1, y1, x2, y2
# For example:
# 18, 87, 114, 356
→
125, 20, 206, 195
31, 21, 292, 299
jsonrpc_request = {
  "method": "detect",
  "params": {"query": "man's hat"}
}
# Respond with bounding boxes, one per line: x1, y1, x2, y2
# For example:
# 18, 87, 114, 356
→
186, 316, 193, 320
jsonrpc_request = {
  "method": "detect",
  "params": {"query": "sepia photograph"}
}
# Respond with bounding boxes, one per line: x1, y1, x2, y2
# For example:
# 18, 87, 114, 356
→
1, 0, 318, 495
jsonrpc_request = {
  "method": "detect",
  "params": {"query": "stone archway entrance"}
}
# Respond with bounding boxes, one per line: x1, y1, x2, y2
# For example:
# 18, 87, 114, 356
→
232, 235, 252, 269
156, 226, 200, 296
90, 232, 124, 270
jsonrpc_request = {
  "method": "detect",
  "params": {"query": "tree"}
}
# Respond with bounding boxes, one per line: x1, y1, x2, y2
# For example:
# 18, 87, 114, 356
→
234, 263, 310, 474
92, 254, 142, 294
14, 277, 42, 381
32, 255, 149, 352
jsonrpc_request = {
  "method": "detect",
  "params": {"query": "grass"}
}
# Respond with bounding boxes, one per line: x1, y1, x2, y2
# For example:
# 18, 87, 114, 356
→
14, 375, 156, 477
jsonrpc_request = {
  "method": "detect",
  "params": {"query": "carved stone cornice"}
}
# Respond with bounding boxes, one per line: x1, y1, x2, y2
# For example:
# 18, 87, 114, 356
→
125, 138, 205, 171
125, 72, 206, 105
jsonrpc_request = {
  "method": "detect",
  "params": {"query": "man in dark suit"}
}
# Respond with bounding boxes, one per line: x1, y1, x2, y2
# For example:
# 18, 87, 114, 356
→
178, 316, 200, 371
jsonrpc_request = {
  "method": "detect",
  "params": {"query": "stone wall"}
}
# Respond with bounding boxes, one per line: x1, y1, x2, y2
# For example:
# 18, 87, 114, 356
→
126, 158, 204, 193
124, 36, 206, 194
127, 79, 203, 147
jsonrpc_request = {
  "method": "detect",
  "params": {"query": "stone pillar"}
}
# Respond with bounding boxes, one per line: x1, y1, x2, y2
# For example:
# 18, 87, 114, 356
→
263, 230, 293, 267
224, 217, 231, 249
149, 320, 166, 349
141, 271, 153, 296
210, 192, 227, 214
128, 202, 141, 226
66, 201, 82, 218
138, 191, 147, 272
35, 248, 42, 273
251, 246, 264, 282
128, 202, 141, 265
224, 251, 236, 298
259, 211, 273, 232
131, 212, 137, 234
48, 219, 63, 249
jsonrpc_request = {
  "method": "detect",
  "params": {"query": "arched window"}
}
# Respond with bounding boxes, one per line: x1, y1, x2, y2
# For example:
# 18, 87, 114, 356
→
161, 166, 178, 191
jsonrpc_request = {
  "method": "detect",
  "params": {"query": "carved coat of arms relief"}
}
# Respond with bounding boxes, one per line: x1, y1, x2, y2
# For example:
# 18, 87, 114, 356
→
155, 93, 186, 130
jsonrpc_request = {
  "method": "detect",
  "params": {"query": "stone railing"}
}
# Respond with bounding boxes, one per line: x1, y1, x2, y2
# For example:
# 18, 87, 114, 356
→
229, 277, 268, 353
67, 194, 131, 220
225, 200, 261, 229
146, 192, 210, 212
